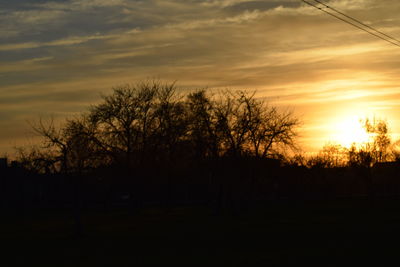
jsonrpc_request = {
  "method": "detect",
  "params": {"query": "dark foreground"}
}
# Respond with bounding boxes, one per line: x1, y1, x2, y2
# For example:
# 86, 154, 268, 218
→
3, 199, 400, 266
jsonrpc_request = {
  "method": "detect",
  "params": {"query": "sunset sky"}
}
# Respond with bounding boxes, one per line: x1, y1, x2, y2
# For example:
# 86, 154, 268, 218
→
1, 0, 400, 156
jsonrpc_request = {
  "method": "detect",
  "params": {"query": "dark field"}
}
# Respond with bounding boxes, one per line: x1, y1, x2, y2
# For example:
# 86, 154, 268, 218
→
3, 199, 400, 266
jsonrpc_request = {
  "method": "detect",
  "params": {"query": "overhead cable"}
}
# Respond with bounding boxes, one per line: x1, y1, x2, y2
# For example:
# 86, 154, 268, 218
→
313, 0, 400, 44
301, 0, 400, 48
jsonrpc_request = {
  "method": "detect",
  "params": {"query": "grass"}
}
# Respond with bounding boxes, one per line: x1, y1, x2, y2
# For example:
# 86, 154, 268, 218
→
2, 200, 400, 266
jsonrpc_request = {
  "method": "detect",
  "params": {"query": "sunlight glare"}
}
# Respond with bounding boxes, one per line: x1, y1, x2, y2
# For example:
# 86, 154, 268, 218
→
331, 116, 370, 148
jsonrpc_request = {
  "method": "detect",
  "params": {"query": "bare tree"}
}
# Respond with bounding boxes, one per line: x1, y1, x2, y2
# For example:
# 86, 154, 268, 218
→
363, 118, 391, 163
318, 143, 347, 168
25, 115, 107, 174
213, 90, 299, 158
16, 145, 59, 174
251, 105, 299, 158
151, 83, 188, 159
27, 117, 92, 237
213, 91, 247, 157
347, 118, 392, 167
89, 82, 165, 165
29, 118, 70, 173
62, 115, 110, 171
186, 90, 220, 158
23, 82, 300, 167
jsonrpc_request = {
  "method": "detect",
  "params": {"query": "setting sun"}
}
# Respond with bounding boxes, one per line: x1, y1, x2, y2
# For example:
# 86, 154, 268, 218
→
330, 116, 370, 148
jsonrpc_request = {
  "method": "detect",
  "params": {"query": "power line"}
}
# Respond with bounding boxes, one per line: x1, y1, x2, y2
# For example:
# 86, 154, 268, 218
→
301, 0, 400, 48
313, 0, 400, 44
303, 0, 400, 47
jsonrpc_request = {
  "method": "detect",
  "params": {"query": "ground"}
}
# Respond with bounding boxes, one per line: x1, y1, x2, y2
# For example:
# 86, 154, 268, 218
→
2, 200, 400, 266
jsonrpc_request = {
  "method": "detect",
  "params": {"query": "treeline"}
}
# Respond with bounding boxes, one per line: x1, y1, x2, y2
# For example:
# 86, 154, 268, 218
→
3, 81, 400, 220
18, 81, 298, 174
2, 81, 299, 218
294, 117, 400, 169
3, 154, 400, 217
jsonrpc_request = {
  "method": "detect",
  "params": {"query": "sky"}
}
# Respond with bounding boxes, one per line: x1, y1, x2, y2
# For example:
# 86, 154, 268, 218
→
1, 0, 400, 156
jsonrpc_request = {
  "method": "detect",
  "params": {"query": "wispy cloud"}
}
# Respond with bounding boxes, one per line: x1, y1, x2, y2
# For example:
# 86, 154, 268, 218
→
0, 34, 115, 51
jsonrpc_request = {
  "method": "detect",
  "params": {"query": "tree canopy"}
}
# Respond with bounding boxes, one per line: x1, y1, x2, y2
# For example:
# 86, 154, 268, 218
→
21, 81, 299, 174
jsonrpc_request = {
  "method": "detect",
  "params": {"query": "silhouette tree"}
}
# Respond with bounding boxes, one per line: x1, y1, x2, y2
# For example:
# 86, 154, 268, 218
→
347, 144, 374, 168
213, 91, 250, 157
151, 83, 188, 160
25, 82, 300, 168
347, 118, 392, 167
24, 116, 105, 174
16, 146, 58, 174
27, 118, 89, 237
89, 83, 156, 166
213, 90, 299, 158
363, 118, 391, 163
391, 139, 400, 162
342, 118, 392, 208
307, 143, 347, 168
62, 116, 108, 171
186, 90, 220, 159
247, 102, 298, 158
17, 81, 302, 217
28, 118, 70, 173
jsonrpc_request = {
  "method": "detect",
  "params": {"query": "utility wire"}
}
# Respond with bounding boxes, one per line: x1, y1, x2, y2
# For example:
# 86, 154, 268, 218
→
313, 0, 400, 44
301, 0, 400, 48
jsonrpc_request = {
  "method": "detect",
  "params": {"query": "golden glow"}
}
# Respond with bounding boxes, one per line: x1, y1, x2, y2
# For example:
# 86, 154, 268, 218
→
329, 116, 370, 148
